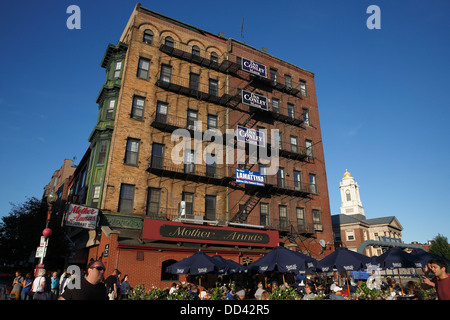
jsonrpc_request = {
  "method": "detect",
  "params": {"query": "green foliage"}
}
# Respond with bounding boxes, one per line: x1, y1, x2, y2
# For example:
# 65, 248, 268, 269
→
429, 234, 450, 260
209, 286, 225, 300
269, 286, 299, 300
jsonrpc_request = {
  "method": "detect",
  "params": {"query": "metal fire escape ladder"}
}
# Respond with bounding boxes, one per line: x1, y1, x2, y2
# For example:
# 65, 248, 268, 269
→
230, 191, 262, 223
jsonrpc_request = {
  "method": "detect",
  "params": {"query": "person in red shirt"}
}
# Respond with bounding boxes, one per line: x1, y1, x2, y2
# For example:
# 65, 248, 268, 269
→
428, 259, 450, 300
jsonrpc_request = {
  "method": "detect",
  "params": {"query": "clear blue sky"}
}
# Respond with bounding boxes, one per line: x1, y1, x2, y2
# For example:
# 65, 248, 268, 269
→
1, 0, 449, 244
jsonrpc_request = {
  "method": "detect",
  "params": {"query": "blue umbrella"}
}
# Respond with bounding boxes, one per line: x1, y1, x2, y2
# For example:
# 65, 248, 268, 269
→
211, 255, 247, 274
409, 248, 450, 268
165, 251, 227, 275
372, 247, 416, 270
247, 246, 317, 274
317, 247, 373, 272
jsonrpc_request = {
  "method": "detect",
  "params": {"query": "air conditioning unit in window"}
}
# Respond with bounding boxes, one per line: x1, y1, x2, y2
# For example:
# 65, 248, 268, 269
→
314, 224, 323, 231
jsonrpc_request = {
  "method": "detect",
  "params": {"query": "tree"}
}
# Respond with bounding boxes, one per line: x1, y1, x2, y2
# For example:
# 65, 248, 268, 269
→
429, 234, 450, 260
0, 197, 68, 270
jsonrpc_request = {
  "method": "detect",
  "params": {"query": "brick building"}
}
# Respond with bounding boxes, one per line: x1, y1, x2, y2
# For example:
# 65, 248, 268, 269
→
65, 4, 334, 289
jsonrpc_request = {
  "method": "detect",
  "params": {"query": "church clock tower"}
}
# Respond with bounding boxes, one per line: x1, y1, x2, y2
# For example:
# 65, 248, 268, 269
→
339, 170, 365, 216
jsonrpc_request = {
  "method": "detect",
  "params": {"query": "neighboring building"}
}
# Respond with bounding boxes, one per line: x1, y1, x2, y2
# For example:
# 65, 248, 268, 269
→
64, 4, 334, 288
43, 158, 77, 218
332, 170, 421, 256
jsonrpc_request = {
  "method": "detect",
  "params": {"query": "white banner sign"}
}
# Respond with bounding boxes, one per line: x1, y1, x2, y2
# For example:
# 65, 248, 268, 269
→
65, 204, 98, 230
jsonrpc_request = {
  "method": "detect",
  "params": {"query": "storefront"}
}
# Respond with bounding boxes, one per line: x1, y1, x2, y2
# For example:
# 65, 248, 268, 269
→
87, 218, 279, 289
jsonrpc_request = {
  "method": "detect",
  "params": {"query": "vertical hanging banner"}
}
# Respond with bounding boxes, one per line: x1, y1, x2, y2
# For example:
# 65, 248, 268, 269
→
241, 57, 267, 78
65, 204, 98, 230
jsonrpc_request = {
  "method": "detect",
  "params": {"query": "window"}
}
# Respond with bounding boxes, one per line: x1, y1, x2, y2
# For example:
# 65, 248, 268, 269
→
113, 61, 122, 79
189, 73, 200, 91
272, 98, 280, 113
137, 57, 150, 79
105, 98, 115, 120
91, 185, 101, 208
346, 190, 351, 201
290, 136, 298, 153
277, 167, 286, 188
97, 140, 108, 165
299, 80, 307, 96
312, 209, 322, 231
210, 52, 218, 63
205, 195, 216, 221
146, 188, 161, 216
296, 207, 305, 231
184, 150, 195, 174
192, 45, 200, 56
346, 230, 355, 241
156, 101, 168, 123
260, 203, 269, 226
309, 174, 317, 194
302, 108, 310, 125
288, 103, 295, 119
207, 114, 218, 129
160, 64, 172, 83
125, 138, 140, 165
151, 143, 164, 169
279, 205, 288, 230
161, 260, 178, 281
275, 131, 283, 150
164, 36, 174, 47
285, 74, 292, 89
209, 79, 218, 96
270, 68, 277, 85
259, 164, 268, 184
182, 192, 194, 217
143, 30, 153, 44
205, 153, 216, 177
293, 170, 302, 191
306, 140, 313, 159
118, 184, 135, 213
187, 109, 198, 130
131, 96, 145, 120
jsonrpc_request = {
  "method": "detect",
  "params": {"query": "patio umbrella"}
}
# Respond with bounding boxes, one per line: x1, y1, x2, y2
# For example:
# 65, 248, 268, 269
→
211, 255, 247, 275
247, 246, 317, 275
372, 247, 417, 295
317, 247, 373, 272
165, 251, 227, 275
409, 248, 450, 268
317, 247, 373, 294
372, 247, 416, 270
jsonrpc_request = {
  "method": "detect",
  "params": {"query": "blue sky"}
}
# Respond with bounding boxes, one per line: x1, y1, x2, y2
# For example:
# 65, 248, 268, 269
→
0, 0, 449, 244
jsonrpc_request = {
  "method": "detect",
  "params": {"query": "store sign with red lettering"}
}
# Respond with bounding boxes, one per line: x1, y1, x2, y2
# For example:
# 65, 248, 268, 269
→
65, 204, 98, 230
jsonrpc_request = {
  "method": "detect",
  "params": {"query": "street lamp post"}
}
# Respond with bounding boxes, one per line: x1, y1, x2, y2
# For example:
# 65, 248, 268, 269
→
34, 189, 58, 277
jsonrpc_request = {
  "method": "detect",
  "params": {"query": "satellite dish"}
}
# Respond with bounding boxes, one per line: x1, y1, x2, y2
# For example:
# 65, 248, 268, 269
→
319, 239, 326, 248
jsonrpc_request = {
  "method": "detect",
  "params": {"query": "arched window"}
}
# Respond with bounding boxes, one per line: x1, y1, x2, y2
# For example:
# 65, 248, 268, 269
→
143, 30, 153, 44
210, 52, 218, 63
346, 190, 351, 201
165, 36, 174, 48
192, 45, 200, 56
161, 259, 178, 281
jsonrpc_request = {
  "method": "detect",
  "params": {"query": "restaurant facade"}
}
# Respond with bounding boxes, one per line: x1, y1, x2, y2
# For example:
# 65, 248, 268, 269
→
64, 3, 335, 289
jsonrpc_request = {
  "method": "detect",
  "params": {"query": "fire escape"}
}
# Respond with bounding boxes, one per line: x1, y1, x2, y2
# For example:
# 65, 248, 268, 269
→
148, 38, 317, 245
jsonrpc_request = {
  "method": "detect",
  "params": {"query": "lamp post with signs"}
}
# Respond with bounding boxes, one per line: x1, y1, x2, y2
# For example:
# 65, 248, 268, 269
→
34, 189, 58, 277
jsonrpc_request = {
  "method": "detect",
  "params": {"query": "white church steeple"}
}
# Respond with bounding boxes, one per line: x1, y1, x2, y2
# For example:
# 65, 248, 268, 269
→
339, 169, 365, 216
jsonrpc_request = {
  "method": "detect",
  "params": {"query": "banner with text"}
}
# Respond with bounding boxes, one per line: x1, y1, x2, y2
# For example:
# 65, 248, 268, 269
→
65, 204, 98, 230
241, 57, 267, 78
236, 168, 265, 187
241, 90, 268, 110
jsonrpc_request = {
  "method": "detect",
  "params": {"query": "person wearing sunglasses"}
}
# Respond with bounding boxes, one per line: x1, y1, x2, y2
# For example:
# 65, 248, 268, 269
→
59, 260, 108, 300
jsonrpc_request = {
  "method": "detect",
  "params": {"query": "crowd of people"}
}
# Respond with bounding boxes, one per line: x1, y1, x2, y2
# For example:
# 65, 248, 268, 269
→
5, 260, 131, 300
3, 257, 449, 300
